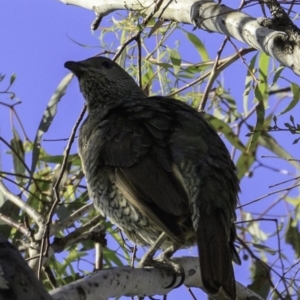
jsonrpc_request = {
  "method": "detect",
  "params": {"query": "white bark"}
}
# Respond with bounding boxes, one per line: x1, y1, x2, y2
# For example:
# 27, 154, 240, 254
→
59, 0, 300, 76
0, 235, 262, 300
191, 2, 300, 76
50, 257, 263, 300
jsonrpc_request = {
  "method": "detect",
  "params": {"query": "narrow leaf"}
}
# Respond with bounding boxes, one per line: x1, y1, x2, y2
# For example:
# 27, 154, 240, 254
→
259, 132, 300, 170
204, 114, 246, 151
248, 86, 265, 152
184, 32, 209, 61
243, 53, 258, 114
236, 148, 256, 180
279, 82, 300, 115
252, 243, 276, 255
169, 49, 181, 75
248, 260, 271, 299
10, 128, 25, 183
40, 153, 81, 166
30, 73, 74, 176
285, 218, 300, 257
271, 66, 284, 86
10, 73, 17, 86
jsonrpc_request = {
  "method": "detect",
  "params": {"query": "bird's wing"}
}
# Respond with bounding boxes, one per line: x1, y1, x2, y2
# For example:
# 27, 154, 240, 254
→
88, 100, 191, 243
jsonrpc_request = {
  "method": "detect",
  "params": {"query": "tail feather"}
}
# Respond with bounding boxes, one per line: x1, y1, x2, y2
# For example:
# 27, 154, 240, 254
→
196, 212, 237, 299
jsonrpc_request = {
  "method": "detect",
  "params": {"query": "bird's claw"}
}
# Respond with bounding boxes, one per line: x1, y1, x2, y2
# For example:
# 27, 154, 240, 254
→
138, 253, 185, 289
156, 256, 185, 289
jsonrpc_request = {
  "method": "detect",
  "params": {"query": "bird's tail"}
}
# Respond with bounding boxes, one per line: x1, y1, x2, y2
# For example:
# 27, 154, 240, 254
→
195, 211, 237, 299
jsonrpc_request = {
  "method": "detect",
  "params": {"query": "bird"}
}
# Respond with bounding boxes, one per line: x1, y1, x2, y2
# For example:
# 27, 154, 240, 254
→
64, 56, 241, 299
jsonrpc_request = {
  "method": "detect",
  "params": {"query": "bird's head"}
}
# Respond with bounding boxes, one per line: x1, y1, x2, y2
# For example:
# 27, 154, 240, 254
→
64, 57, 146, 112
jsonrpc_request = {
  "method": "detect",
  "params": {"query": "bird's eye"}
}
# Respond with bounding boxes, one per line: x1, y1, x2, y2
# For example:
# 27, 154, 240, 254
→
101, 61, 113, 69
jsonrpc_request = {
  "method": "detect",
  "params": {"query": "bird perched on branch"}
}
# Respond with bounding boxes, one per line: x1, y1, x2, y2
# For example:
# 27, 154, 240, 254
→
65, 56, 241, 299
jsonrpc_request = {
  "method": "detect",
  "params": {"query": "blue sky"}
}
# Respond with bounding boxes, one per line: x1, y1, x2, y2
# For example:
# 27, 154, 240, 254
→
1, 1, 299, 298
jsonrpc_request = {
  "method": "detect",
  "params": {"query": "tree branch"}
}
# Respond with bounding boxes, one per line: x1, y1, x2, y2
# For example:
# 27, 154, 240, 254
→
50, 257, 263, 300
59, 0, 300, 76
0, 181, 44, 228
0, 233, 263, 300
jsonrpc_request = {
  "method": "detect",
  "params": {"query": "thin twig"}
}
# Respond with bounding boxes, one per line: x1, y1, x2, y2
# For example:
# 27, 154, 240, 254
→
198, 37, 228, 111
167, 48, 255, 98
37, 105, 87, 278
238, 237, 284, 300
113, 0, 166, 62
238, 182, 300, 209
0, 213, 31, 237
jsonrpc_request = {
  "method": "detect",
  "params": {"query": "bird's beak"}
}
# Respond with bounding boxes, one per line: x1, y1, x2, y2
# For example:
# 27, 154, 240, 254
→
64, 61, 86, 78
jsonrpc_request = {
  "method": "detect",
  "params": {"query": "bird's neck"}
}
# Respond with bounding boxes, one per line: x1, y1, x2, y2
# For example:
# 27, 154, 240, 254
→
85, 88, 146, 113
86, 89, 147, 115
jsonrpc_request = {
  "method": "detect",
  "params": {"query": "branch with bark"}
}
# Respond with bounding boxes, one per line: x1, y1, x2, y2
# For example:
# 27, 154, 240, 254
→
59, 0, 300, 76
50, 257, 263, 300
0, 236, 262, 300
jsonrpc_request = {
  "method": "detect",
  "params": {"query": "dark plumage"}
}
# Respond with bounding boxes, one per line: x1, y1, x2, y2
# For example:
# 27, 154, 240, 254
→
65, 57, 240, 299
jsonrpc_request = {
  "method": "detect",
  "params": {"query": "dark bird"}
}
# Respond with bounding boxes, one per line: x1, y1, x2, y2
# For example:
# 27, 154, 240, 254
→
65, 57, 241, 299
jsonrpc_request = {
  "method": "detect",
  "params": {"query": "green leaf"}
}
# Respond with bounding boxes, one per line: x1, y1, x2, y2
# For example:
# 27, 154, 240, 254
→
285, 196, 300, 207
248, 86, 265, 152
0, 197, 21, 238
236, 148, 256, 180
279, 82, 300, 115
248, 260, 271, 299
148, 60, 172, 69
258, 52, 269, 86
169, 49, 181, 75
103, 248, 124, 267
252, 243, 276, 255
271, 66, 284, 86
243, 53, 258, 115
259, 132, 300, 169
182, 64, 207, 75
293, 137, 300, 144
10, 73, 17, 86
40, 153, 81, 166
148, 19, 165, 37
285, 218, 300, 257
67, 248, 87, 261
204, 114, 246, 151
10, 128, 25, 183
257, 52, 269, 106
222, 93, 238, 114
184, 32, 209, 61
141, 63, 154, 91
243, 212, 268, 241
30, 73, 74, 177
259, 130, 300, 171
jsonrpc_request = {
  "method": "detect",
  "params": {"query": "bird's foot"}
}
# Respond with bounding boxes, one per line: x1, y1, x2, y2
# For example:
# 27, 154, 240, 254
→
156, 247, 185, 288
138, 244, 185, 289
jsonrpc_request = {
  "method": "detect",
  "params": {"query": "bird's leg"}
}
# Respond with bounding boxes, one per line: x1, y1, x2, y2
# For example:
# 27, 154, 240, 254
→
137, 232, 167, 268
158, 244, 178, 260
138, 233, 185, 289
